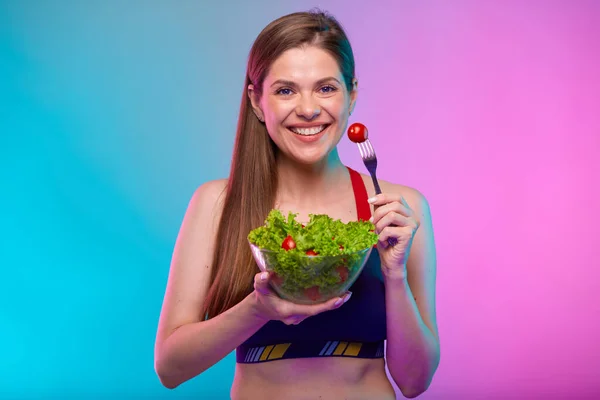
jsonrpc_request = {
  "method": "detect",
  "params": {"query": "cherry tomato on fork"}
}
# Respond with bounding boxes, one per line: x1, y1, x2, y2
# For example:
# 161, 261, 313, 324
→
347, 122, 368, 143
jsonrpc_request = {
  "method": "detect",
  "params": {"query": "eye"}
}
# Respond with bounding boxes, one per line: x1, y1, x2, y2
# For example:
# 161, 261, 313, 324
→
319, 85, 337, 94
275, 87, 294, 96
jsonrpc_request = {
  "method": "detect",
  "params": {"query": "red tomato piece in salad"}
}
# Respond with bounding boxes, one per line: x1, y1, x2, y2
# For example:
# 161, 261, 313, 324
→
336, 266, 349, 283
271, 272, 284, 286
281, 235, 296, 251
303, 286, 320, 301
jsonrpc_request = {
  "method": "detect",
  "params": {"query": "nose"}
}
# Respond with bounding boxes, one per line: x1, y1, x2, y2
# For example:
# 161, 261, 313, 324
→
295, 95, 321, 120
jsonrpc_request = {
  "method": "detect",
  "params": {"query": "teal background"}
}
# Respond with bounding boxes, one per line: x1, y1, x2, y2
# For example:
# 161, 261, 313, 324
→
1, 1, 297, 398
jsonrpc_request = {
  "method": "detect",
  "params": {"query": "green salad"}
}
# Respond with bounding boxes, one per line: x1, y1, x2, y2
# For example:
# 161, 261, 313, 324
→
248, 209, 378, 301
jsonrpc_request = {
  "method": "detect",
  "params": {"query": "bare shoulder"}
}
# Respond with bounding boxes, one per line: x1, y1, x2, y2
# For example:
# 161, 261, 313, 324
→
176, 178, 229, 244
189, 178, 229, 217
175, 177, 229, 276
358, 172, 431, 216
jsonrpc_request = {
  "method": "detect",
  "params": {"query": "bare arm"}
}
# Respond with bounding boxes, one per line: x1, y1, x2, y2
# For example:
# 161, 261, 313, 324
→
154, 180, 266, 388
367, 180, 440, 398
383, 188, 440, 398
156, 296, 267, 388
153, 180, 348, 389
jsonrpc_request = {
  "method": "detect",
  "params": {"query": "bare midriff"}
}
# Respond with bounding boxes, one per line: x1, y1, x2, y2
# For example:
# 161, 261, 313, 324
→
231, 357, 396, 400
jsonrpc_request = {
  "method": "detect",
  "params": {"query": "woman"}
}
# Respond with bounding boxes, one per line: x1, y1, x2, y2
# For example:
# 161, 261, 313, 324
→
154, 10, 439, 399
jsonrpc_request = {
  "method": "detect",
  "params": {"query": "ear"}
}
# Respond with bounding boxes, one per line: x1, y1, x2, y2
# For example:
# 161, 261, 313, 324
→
247, 84, 265, 122
349, 78, 358, 115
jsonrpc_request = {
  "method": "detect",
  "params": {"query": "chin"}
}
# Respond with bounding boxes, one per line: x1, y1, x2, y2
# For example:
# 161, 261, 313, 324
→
290, 149, 332, 166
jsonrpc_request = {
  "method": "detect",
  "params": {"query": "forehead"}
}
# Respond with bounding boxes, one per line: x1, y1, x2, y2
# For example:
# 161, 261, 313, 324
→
265, 46, 342, 84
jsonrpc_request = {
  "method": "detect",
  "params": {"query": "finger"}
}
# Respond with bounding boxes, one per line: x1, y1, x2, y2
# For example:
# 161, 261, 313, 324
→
369, 201, 413, 224
253, 271, 273, 296
292, 291, 353, 317
374, 212, 413, 233
368, 193, 405, 207
400, 196, 410, 208
377, 226, 412, 247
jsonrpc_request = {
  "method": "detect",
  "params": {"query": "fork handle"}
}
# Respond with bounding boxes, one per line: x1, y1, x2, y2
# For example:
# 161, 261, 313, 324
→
369, 172, 398, 247
370, 173, 382, 195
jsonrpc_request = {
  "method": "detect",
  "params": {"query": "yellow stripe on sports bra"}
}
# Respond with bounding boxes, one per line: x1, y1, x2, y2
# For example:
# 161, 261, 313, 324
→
268, 343, 291, 360
343, 342, 363, 356
333, 341, 348, 355
259, 345, 275, 361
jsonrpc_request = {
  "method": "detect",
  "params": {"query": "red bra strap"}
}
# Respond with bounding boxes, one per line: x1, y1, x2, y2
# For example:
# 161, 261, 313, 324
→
347, 166, 372, 221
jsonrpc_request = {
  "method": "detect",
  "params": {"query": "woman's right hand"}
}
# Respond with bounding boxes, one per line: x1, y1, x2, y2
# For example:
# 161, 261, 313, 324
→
251, 271, 352, 325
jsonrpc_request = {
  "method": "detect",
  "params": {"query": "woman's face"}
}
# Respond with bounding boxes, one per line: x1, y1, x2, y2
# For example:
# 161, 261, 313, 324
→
249, 45, 357, 165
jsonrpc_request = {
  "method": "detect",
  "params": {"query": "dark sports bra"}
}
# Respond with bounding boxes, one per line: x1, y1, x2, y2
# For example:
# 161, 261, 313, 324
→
236, 166, 387, 364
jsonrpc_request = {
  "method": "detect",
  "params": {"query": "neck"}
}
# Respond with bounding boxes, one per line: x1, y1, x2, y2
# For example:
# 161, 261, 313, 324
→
275, 149, 349, 208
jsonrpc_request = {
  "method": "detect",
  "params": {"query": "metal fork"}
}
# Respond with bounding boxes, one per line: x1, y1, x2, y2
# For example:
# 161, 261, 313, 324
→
357, 139, 398, 247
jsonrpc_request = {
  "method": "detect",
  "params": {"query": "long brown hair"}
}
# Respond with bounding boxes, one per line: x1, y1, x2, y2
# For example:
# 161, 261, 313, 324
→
202, 9, 356, 319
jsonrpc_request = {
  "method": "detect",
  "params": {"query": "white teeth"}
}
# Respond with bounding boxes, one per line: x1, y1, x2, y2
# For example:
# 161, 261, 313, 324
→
290, 125, 326, 136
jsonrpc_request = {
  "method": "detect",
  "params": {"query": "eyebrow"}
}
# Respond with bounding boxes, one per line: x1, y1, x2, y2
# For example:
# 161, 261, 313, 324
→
270, 77, 342, 88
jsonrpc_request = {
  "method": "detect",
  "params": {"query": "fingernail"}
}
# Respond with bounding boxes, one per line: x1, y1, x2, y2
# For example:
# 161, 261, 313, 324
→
343, 291, 352, 303
369, 216, 374, 223
260, 272, 268, 281
334, 297, 344, 307
368, 196, 377, 204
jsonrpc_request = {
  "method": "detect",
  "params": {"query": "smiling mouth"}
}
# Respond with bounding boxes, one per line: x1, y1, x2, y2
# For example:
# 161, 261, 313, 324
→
287, 124, 331, 136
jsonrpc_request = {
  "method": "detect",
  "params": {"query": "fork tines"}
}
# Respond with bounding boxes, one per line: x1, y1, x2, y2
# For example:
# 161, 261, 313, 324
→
357, 139, 376, 162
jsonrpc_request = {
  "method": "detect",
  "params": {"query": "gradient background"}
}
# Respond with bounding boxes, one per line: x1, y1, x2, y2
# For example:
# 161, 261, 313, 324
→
1, 0, 599, 399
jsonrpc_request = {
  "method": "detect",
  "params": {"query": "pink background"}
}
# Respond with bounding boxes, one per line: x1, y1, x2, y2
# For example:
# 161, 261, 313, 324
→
334, 1, 600, 397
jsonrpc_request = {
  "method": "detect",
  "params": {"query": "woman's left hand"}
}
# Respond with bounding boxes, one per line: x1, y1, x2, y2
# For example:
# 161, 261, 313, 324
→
369, 193, 420, 280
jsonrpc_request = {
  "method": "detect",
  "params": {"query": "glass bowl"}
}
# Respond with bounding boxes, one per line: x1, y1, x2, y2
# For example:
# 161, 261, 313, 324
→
249, 241, 373, 304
